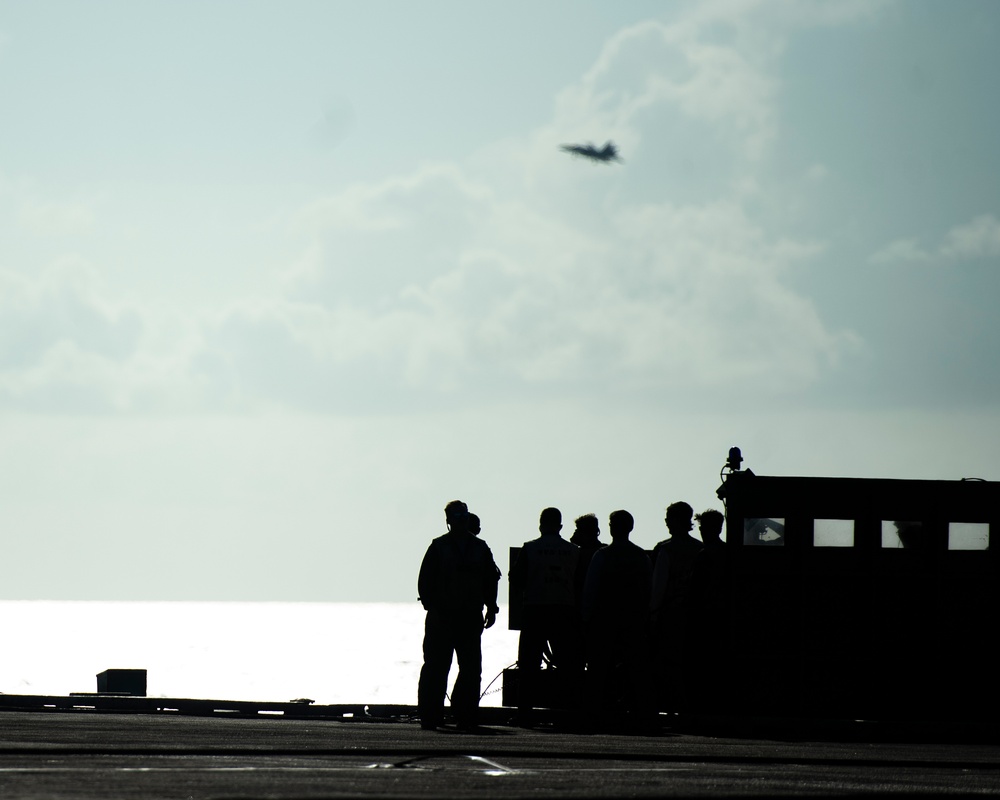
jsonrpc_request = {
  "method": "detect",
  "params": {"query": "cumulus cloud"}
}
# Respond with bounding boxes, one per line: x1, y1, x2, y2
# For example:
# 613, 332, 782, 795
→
870, 214, 1000, 264
0, 263, 140, 367
940, 215, 1000, 259
0, 263, 142, 410
1, 0, 876, 414
238, 172, 850, 411
0, 261, 219, 413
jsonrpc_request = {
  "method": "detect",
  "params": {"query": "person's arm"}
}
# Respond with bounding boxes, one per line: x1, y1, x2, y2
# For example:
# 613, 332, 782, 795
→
417, 543, 439, 611
483, 544, 501, 629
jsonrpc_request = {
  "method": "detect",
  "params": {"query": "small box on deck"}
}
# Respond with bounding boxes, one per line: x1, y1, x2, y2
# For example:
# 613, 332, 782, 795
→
502, 667, 574, 709
97, 669, 147, 696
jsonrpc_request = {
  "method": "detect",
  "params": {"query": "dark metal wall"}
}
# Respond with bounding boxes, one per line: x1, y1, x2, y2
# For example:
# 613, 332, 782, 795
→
720, 473, 1000, 721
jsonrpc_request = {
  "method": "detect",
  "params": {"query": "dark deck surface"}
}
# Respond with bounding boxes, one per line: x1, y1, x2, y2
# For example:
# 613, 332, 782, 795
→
2, 697, 1000, 798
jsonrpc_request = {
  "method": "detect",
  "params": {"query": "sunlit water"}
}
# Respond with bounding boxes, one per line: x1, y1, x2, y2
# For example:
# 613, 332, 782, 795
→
0, 602, 519, 706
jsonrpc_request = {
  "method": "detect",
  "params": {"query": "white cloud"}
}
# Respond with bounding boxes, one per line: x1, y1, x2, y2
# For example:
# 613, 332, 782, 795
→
0, 262, 140, 367
549, 16, 776, 165
1, 0, 879, 415
241, 174, 851, 409
870, 213, 1000, 264
869, 238, 932, 264
940, 214, 1000, 259
0, 262, 218, 413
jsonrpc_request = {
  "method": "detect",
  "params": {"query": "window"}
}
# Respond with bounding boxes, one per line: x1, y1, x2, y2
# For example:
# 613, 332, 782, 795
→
814, 519, 853, 547
744, 517, 785, 546
882, 520, 924, 549
948, 522, 989, 551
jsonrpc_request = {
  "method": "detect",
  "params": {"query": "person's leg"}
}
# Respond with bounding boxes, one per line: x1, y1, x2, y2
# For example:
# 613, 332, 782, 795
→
417, 611, 454, 728
451, 621, 484, 728
586, 624, 616, 729
516, 614, 547, 721
547, 606, 585, 711
624, 621, 657, 730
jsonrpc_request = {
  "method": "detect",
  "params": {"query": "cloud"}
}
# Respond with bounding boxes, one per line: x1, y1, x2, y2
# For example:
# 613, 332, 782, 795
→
547, 16, 776, 167
545, 0, 892, 166
869, 238, 932, 265
940, 214, 1000, 259
870, 213, 1000, 264
241, 172, 850, 411
0, 262, 141, 367
0, 263, 143, 411
0, 261, 220, 413
2, 0, 878, 415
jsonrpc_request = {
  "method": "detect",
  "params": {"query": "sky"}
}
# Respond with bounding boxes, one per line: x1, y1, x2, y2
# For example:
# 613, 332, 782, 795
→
1, 0, 999, 601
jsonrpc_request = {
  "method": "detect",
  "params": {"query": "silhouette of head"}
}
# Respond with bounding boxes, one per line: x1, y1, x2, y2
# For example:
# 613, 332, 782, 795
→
444, 500, 469, 533
894, 520, 925, 550
467, 513, 481, 536
696, 509, 724, 543
608, 509, 634, 541
539, 507, 562, 534
572, 513, 599, 542
665, 502, 694, 535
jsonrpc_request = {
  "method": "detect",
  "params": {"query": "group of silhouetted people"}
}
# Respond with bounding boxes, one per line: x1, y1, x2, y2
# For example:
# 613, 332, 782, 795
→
416, 499, 727, 732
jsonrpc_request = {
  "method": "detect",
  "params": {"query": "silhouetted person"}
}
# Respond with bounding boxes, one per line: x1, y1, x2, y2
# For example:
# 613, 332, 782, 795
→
895, 520, 926, 550
569, 513, 604, 608
417, 500, 500, 731
582, 509, 653, 728
688, 508, 728, 711
650, 501, 703, 712
468, 512, 481, 536
509, 507, 581, 723
696, 509, 725, 551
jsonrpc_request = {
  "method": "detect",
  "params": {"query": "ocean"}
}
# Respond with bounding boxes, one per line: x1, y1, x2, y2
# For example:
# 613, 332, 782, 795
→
0, 601, 520, 706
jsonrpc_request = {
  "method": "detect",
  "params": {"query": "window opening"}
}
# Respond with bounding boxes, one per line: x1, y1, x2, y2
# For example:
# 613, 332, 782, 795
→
744, 517, 785, 546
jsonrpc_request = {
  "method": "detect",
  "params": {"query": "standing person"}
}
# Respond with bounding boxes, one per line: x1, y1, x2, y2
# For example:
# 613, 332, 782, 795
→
569, 513, 604, 608
695, 509, 725, 551
509, 507, 581, 722
582, 509, 653, 729
688, 508, 728, 711
649, 501, 703, 711
417, 500, 500, 731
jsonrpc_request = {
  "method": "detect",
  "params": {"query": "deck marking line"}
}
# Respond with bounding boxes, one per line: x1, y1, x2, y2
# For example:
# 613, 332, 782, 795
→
0, 764, 697, 775
464, 755, 521, 775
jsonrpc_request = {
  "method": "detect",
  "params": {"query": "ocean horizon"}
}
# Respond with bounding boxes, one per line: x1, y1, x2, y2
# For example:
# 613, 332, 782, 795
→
0, 601, 520, 707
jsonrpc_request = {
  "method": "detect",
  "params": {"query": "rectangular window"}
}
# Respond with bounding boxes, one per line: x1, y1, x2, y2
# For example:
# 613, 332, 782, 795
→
814, 519, 854, 547
948, 522, 989, 551
882, 520, 923, 549
744, 517, 785, 546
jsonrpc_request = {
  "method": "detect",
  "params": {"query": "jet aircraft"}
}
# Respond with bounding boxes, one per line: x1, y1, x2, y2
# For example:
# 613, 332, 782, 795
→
559, 140, 622, 163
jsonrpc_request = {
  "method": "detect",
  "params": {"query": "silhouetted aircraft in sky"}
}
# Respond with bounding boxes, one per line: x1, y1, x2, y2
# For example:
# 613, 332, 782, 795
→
560, 140, 622, 163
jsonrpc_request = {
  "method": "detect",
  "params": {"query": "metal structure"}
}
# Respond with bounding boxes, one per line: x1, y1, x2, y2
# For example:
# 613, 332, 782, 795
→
719, 462, 1000, 721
